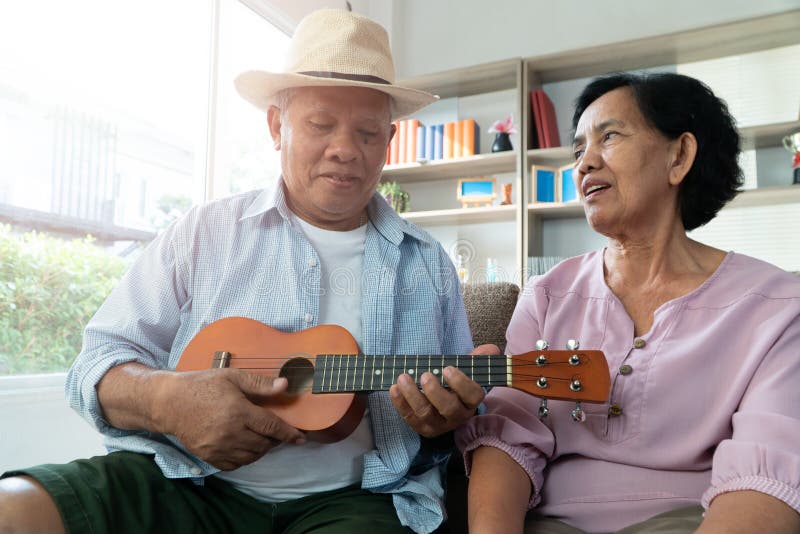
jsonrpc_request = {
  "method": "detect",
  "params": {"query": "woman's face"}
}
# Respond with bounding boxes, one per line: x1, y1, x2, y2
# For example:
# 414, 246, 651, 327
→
572, 87, 683, 238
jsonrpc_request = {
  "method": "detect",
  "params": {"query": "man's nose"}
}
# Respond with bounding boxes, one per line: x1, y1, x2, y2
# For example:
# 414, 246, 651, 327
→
326, 129, 360, 162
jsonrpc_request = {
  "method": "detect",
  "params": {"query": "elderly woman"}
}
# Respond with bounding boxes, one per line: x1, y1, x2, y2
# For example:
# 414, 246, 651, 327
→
457, 72, 800, 533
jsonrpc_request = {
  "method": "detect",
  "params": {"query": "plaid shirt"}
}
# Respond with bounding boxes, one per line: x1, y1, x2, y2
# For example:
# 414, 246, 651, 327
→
66, 180, 472, 533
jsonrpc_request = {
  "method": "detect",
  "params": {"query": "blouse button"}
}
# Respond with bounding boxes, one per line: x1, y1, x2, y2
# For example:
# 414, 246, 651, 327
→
619, 364, 633, 375
189, 466, 202, 476
633, 338, 646, 349
304, 313, 313, 323
308, 258, 318, 267
608, 404, 624, 417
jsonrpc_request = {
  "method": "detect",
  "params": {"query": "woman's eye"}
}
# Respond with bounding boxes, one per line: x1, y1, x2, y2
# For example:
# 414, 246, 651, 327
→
573, 148, 584, 160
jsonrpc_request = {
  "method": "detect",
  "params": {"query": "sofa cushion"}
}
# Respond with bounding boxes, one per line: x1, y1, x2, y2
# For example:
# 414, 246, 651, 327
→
462, 282, 520, 353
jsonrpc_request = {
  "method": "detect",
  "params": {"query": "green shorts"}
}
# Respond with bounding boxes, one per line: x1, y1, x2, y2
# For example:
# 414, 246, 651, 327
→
3, 451, 413, 534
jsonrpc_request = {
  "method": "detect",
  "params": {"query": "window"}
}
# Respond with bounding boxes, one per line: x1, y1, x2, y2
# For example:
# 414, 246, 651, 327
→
0, 0, 288, 375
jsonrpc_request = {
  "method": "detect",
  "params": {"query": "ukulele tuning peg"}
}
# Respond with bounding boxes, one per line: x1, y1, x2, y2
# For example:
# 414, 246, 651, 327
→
566, 339, 580, 350
538, 398, 549, 418
571, 401, 586, 423
535, 339, 549, 350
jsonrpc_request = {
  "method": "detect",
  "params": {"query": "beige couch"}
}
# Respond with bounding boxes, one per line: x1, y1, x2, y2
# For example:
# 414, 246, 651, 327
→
438, 282, 521, 533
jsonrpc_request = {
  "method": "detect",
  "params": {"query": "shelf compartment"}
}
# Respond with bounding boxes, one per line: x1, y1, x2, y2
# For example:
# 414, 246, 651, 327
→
382, 151, 517, 182
400, 204, 517, 226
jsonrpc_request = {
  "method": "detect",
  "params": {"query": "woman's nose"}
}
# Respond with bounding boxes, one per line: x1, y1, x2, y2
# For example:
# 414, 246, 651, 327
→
576, 143, 601, 174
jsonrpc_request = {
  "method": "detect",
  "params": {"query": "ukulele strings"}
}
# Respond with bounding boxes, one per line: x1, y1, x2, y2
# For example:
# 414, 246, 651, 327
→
217, 355, 582, 393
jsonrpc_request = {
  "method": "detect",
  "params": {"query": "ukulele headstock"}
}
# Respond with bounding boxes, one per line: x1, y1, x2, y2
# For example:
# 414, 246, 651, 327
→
511, 339, 610, 422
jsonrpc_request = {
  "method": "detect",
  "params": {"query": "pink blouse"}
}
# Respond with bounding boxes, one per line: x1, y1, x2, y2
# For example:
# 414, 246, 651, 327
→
456, 250, 800, 532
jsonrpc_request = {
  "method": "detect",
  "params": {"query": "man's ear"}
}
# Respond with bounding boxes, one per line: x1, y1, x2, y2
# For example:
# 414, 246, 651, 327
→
267, 105, 282, 150
668, 132, 698, 186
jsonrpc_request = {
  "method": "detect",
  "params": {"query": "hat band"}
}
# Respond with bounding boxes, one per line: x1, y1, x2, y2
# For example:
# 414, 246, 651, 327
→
299, 71, 390, 85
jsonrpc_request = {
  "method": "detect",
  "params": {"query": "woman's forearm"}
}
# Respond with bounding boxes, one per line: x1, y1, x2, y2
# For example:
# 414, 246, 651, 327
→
697, 490, 800, 534
468, 446, 532, 533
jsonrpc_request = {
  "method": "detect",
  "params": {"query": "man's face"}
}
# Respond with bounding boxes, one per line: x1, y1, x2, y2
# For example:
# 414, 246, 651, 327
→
268, 86, 395, 231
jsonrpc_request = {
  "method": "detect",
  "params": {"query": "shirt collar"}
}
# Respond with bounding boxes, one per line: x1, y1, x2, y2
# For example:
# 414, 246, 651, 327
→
239, 177, 432, 247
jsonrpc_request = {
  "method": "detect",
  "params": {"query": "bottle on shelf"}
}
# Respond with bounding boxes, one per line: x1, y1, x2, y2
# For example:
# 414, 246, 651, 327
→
456, 254, 469, 284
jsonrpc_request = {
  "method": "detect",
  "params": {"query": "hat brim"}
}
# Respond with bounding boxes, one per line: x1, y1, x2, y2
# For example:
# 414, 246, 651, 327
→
234, 70, 438, 120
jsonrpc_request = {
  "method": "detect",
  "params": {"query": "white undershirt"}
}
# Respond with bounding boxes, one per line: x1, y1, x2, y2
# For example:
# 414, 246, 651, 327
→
214, 215, 373, 502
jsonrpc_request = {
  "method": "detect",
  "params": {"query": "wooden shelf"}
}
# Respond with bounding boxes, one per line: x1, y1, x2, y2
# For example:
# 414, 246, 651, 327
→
740, 120, 800, 149
523, 186, 800, 223
397, 58, 520, 99
525, 10, 800, 84
400, 204, 517, 226
526, 146, 574, 166
527, 201, 584, 219
519, 121, 800, 167
728, 185, 800, 208
382, 151, 517, 182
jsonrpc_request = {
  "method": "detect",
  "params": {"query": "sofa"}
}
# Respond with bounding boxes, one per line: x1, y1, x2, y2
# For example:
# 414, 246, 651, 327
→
438, 281, 521, 533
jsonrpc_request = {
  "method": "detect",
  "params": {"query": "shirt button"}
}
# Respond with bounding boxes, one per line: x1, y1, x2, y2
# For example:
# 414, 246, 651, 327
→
304, 313, 313, 323
608, 404, 624, 417
633, 338, 646, 349
308, 258, 318, 267
189, 466, 202, 475
619, 364, 633, 375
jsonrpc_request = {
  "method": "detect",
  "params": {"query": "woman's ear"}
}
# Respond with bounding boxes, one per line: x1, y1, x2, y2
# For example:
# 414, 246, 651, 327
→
668, 132, 698, 186
267, 105, 282, 150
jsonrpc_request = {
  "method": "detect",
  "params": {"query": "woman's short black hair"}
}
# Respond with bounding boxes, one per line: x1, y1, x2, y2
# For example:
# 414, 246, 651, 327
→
571, 72, 742, 231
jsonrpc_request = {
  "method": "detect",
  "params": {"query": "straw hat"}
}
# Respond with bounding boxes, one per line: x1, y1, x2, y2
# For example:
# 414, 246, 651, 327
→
235, 9, 438, 120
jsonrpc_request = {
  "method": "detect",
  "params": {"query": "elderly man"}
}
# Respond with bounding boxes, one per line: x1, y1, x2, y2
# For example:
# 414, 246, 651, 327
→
0, 9, 487, 534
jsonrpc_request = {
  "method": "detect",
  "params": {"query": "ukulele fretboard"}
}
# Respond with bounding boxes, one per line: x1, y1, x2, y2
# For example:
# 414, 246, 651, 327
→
311, 354, 509, 393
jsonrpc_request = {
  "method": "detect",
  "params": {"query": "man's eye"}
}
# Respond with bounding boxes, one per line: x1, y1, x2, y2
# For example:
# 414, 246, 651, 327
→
310, 122, 331, 130
603, 131, 618, 141
573, 148, 584, 160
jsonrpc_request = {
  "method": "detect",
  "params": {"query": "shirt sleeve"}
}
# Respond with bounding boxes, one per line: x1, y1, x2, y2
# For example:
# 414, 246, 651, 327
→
455, 280, 555, 507
701, 304, 800, 513
65, 213, 192, 436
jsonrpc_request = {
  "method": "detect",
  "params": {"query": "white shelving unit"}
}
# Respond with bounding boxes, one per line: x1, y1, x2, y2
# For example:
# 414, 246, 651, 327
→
384, 10, 800, 281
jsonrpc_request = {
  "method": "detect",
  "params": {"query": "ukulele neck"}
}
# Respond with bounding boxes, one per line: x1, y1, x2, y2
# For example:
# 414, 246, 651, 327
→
311, 354, 510, 393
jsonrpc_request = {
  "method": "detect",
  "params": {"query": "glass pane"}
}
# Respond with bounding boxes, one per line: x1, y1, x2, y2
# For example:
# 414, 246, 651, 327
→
0, 0, 212, 374
212, 0, 290, 199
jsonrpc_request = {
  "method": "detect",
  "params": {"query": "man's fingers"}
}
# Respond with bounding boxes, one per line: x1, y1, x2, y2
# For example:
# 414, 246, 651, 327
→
231, 370, 290, 399
245, 408, 305, 445
393, 374, 436, 418
442, 367, 486, 408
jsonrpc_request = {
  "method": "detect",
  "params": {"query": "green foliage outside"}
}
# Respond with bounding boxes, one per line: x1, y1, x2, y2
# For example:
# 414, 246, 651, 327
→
0, 225, 127, 374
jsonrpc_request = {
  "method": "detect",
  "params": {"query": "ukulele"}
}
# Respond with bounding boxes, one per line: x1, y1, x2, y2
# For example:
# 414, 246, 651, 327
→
177, 316, 610, 442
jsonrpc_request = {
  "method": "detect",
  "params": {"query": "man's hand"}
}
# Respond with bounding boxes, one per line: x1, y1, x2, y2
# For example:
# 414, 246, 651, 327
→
389, 344, 500, 437
98, 363, 306, 471
155, 369, 307, 470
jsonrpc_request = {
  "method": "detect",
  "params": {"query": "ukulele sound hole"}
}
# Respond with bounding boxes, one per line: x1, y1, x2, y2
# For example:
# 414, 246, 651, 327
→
279, 357, 314, 396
